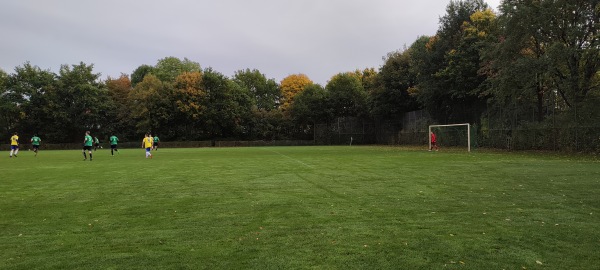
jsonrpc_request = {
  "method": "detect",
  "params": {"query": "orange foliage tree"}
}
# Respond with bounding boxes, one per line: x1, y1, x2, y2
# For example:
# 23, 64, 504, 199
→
174, 71, 205, 121
106, 74, 131, 105
279, 74, 313, 112
105, 74, 134, 134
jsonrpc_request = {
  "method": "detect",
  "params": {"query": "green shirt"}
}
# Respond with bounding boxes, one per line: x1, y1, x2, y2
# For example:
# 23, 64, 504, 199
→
94, 137, 99, 144
153, 136, 159, 142
31, 136, 41, 146
109, 135, 118, 145
84, 135, 93, 146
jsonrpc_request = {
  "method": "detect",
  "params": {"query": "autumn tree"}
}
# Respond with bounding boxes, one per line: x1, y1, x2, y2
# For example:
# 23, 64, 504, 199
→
353, 68, 379, 94
173, 71, 205, 139
280, 74, 313, 112
105, 74, 135, 138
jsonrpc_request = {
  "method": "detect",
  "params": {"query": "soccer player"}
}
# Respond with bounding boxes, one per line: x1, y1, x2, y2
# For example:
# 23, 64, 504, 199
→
142, 133, 153, 159
430, 131, 439, 151
9, 132, 19, 158
153, 134, 160, 151
31, 134, 42, 157
148, 133, 154, 150
109, 134, 119, 156
94, 136, 100, 151
83, 131, 93, 161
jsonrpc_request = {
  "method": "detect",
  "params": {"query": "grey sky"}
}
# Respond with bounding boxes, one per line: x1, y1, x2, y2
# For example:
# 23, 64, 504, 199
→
1, 0, 501, 85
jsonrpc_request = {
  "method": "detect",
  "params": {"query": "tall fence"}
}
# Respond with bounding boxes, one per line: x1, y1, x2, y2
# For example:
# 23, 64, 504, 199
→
314, 117, 401, 145
396, 105, 600, 152
478, 126, 600, 152
6, 103, 599, 152
313, 105, 600, 153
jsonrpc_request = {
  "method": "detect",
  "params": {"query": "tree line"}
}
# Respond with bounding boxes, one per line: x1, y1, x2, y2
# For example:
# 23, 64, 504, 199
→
1, 0, 598, 144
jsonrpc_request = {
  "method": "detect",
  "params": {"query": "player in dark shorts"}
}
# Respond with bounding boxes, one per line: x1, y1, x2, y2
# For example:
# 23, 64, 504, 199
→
83, 131, 94, 161
109, 134, 119, 156
31, 134, 41, 157
94, 136, 100, 151
153, 135, 160, 151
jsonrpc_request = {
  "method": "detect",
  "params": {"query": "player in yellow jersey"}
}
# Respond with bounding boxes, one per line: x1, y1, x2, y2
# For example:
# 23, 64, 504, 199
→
142, 133, 153, 159
149, 133, 154, 148
10, 132, 19, 158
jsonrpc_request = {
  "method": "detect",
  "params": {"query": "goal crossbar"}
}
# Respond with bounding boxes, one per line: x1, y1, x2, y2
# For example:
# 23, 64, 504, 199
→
429, 123, 471, 152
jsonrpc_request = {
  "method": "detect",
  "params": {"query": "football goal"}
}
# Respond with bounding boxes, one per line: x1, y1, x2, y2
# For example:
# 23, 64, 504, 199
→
429, 123, 472, 152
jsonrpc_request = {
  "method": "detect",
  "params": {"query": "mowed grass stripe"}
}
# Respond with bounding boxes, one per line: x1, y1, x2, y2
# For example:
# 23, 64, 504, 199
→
0, 146, 599, 269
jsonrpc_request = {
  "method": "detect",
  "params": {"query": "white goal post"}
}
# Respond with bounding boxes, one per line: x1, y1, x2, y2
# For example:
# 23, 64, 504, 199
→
429, 123, 471, 152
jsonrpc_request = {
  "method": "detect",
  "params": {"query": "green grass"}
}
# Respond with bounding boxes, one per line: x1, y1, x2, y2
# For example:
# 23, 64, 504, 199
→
1, 146, 599, 269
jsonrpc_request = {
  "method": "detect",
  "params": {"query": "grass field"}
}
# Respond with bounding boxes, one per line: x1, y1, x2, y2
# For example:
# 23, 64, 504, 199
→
0, 146, 599, 269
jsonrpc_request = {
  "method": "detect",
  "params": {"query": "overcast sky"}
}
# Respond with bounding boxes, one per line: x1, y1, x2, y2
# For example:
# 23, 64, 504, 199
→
1, 0, 501, 85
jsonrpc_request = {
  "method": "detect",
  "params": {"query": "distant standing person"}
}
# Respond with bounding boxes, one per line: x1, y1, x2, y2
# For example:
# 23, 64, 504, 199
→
153, 134, 160, 151
142, 133, 153, 159
9, 132, 19, 158
109, 134, 119, 156
31, 134, 42, 157
94, 136, 100, 151
83, 131, 93, 161
430, 131, 439, 151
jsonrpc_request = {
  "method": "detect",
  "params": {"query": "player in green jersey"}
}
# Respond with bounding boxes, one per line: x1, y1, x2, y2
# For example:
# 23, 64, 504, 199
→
94, 136, 100, 151
109, 134, 119, 156
153, 135, 160, 151
31, 134, 41, 157
83, 131, 93, 161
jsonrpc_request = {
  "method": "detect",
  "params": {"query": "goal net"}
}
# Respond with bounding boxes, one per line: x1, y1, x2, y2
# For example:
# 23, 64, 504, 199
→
429, 123, 473, 152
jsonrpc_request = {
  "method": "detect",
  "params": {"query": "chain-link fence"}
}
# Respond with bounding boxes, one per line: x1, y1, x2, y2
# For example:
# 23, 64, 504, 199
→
314, 117, 400, 145
396, 96, 600, 152
314, 99, 600, 152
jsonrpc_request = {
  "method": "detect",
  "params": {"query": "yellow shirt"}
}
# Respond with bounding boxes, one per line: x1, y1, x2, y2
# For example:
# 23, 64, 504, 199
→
143, 137, 153, 148
10, 135, 19, 146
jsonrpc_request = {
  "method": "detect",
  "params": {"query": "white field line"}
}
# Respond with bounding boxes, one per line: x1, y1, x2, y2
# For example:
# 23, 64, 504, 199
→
262, 148, 314, 169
